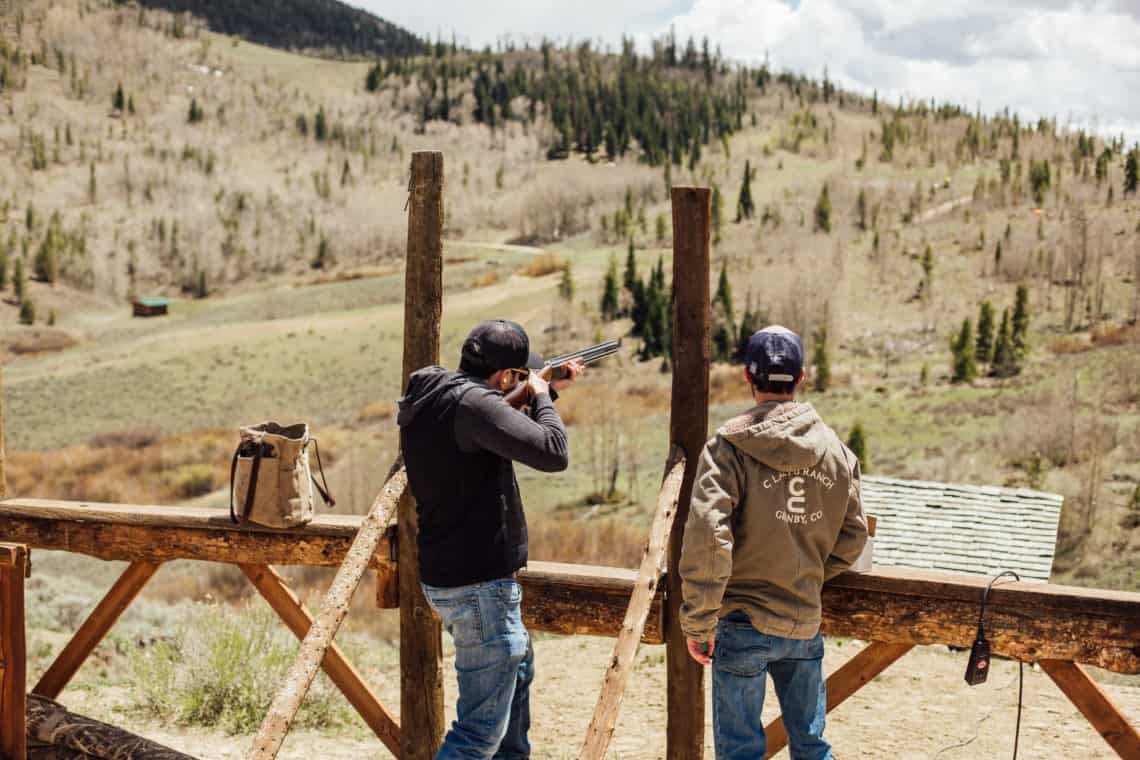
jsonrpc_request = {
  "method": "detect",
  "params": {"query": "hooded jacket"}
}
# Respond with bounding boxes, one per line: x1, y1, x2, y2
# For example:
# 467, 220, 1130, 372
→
679, 400, 867, 641
397, 366, 568, 588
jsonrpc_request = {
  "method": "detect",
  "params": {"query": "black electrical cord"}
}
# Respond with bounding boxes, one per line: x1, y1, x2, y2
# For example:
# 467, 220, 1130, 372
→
981, 570, 1023, 760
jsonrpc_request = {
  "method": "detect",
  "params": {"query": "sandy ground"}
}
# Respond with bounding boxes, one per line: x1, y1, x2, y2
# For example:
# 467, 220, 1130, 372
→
60, 634, 1138, 759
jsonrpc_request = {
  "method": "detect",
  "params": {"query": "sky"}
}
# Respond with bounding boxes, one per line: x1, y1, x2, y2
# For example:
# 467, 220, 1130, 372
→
356, 0, 1140, 144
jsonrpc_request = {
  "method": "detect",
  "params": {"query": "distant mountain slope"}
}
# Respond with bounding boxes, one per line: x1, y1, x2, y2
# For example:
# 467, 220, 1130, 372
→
133, 0, 424, 58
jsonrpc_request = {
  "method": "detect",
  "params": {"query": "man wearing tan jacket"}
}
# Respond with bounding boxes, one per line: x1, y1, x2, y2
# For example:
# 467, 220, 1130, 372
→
679, 325, 867, 760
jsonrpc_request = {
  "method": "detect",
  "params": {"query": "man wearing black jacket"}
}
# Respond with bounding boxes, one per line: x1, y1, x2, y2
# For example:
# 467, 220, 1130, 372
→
397, 319, 582, 760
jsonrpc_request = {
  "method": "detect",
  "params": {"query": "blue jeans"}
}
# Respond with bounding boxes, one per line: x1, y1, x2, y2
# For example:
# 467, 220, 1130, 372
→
422, 578, 533, 760
712, 610, 833, 760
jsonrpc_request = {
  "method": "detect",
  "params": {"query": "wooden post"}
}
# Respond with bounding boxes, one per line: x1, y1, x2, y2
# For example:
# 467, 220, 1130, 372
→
0, 544, 28, 760
579, 457, 685, 759
240, 564, 400, 756
400, 149, 446, 759
33, 561, 159, 700
666, 186, 711, 760
763, 642, 913, 758
1040, 659, 1140, 759
0, 361, 7, 501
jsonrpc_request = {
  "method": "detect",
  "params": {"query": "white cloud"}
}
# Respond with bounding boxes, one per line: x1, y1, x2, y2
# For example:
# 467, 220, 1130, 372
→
356, 0, 1140, 143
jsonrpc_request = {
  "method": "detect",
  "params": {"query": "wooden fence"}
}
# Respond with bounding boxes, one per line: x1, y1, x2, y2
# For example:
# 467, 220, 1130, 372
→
0, 151, 1137, 759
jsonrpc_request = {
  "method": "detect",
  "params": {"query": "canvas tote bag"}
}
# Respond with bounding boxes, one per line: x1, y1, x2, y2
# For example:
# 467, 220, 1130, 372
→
229, 421, 334, 528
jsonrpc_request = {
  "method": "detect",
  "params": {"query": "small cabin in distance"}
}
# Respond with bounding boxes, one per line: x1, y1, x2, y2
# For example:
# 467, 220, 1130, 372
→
131, 297, 168, 318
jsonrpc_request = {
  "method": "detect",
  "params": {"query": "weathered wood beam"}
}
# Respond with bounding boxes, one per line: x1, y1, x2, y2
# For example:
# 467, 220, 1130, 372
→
249, 470, 406, 760
821, 567, 1140, 673
666, 185, 711, 760
239, 564, 399, 756
580, 456, 685, 759
763, 642, 914, 758
399, 148, 447, 760
33, 561, 160, 700
0, 544, 27, 760
1039, 659, 1140, 759
27, 693, 196, 759
0, 500, 393, 569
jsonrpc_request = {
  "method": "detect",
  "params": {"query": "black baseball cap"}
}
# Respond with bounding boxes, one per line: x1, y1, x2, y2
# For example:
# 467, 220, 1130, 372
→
744, 325, 804, 392
459, 320, 536, 375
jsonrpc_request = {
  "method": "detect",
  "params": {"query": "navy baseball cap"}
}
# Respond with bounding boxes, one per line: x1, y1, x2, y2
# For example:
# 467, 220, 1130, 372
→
460, 320, 532, 375
744, 325, 804, 392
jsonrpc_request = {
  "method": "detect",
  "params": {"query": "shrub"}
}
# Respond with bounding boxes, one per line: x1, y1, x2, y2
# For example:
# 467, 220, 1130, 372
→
127, 602, 352, 734
518, 252, 564, 277
165, 463, 216, 499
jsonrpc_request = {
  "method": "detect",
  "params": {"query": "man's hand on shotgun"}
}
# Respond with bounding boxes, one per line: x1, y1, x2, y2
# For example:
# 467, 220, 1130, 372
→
543, 358, 585, 391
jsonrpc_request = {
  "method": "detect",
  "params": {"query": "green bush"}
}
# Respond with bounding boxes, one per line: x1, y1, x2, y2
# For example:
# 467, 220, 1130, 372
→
166, 464, 216, 499
127, 602, 353, 734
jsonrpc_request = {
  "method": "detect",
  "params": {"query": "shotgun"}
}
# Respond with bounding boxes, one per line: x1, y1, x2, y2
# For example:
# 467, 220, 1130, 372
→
505, 339, 621, 408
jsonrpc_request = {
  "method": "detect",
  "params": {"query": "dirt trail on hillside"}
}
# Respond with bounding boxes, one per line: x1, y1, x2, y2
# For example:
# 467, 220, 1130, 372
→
62, 635, 1138, 759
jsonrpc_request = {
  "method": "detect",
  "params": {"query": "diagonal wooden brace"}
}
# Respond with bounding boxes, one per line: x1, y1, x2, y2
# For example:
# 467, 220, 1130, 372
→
33, 560, 160, 700
1039, 659, 1140, 759
239, 563, 399, 756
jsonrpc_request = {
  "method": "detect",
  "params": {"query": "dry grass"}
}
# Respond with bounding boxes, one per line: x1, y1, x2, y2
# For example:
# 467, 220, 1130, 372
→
3, 328, 79, 357
472, 271, 501, 287
356, 399, 395, 423
528, 515, 647, 569
518, 252, 564, 277
6, 429, 233, 504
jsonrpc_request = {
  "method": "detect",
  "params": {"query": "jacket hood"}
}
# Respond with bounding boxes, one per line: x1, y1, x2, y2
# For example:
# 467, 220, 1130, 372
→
396, 366, 476, 427
717, 401, 831, 472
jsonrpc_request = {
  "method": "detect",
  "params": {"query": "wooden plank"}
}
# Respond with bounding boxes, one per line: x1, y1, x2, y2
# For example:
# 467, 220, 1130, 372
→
32, 561, 159, 700
239, 564, 399, 756
0, 544, 27, 760
399, 149, 446, 760
1039, 659, 1140, 759
519, 562, 664, 644
821, 569, 1140, 673
0, 500, 394, 569
249, 469, 406, 760
580, 457, 685, 759
763, 642, 913, 758
667, 185, 711, 760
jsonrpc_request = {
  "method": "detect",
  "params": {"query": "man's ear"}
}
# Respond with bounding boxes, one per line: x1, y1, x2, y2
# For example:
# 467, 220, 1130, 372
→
795, 368, 807, 389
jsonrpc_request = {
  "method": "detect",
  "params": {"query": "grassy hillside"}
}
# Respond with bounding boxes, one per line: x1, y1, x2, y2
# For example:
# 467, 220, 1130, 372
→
1, 0, 1138, 595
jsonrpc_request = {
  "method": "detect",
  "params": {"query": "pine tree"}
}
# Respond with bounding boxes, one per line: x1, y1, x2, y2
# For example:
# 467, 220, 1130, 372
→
856, 188, 867, 231
0, 246, 7, 290
812, 325, 830, 392
711, 184, 723, 244
623, 238, 637, 291
1125, 147, 1139, 196
188, 98, 203, 124
19, 298, 34, 325
920, 244, 934, 301
712, 263, 735, 361
814, 183, 832, 233
112, 82, 125, 112
846, 423, 869, 472
13, 257, 25, 303
655, 214, 667, 242
88, 162, 97, 204
34, 237, 57, 284
314, 106, 328, 141
975, 300, 996, 364
311, 236, 332, 269
991, 308, 1016, 378
558, 261, 574, 302
600, 255, 619, 321
1011, 283, 1030, 358
196, 269, 208, 299
735, 160, 754, 222
365, 63, 382, 92
950, 318, 977, 383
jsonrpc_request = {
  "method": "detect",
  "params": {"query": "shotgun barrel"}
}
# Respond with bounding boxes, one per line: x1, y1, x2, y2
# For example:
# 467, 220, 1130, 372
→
545, 339, 621, 379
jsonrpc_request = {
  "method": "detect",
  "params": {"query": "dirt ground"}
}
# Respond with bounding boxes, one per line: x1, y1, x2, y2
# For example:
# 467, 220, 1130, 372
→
61, 634, 1138, 759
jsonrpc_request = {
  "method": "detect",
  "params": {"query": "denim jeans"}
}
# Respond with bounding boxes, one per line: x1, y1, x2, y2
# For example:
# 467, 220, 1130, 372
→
712, 610, 833, 760
422, 578, 533, 760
